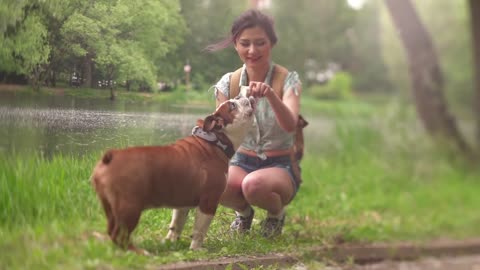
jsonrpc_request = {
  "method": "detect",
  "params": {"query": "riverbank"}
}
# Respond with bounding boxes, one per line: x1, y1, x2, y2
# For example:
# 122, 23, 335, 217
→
0, 83, 379, 119
0, 83, 216, 106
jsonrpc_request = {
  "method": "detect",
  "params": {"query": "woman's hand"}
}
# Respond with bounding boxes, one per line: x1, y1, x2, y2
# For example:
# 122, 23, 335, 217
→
248, 81, 274, 98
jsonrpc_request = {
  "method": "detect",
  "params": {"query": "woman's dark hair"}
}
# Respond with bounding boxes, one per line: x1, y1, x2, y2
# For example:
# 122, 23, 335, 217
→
205, 9, 277, 52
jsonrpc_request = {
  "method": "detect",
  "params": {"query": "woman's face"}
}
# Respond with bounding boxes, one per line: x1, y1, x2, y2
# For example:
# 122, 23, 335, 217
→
234, 26, 273, 69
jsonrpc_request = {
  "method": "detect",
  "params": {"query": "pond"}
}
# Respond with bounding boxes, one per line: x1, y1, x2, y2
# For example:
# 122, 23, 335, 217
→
0, 91, 213, 158
0, 91, 333, 158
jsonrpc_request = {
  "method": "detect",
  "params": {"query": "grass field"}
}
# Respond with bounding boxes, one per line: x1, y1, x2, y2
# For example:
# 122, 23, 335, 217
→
1, 86, 480, 269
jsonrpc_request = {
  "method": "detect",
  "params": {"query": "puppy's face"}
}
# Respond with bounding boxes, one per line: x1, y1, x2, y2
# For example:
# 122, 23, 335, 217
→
200, 96, 256, 133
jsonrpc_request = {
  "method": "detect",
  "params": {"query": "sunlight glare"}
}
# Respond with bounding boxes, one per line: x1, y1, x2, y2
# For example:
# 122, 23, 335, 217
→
347, 0, 365, 10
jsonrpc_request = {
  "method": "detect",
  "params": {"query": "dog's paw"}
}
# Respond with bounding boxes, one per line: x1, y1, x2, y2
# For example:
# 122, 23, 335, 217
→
128, 245, 150, 256
189, 240, 205, 251
190, 246, 207, 252
165, 231, 179, 242
91, 231, 109, 241
137, 249, 151, 256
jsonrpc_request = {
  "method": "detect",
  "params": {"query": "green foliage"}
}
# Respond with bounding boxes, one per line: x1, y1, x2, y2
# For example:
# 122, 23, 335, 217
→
272, 1, 356, 76
59, 0, 186, 89
0, 0, 186, 90
307, 72, 353, 100
60, 12, 101, 57
0, 0, 473, 106
0, 0, 28, 34
0, 11, 50, 88
160, 0, 245, 84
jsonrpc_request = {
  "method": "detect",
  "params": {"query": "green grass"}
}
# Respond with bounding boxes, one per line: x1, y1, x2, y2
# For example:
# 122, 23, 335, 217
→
296, 120, 480, 243
300, 95, 376, 117
1, 87, 480, 269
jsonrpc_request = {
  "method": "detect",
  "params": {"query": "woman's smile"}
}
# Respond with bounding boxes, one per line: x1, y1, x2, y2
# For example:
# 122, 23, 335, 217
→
235, 26, 272, 69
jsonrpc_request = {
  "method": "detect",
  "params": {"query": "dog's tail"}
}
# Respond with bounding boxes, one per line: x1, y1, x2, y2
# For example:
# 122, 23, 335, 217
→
90, 150, 113, 191
102, 150, 114, 165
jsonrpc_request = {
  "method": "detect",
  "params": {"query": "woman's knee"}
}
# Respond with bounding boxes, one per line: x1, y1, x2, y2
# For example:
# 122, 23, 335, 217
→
221, 171, 246, 207
241, 176, 266, 200
243, 170, 295, 205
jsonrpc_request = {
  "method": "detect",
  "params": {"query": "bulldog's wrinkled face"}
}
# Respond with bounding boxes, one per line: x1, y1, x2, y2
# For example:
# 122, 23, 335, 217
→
222, 95, 256, 122
201, 96, 256, 132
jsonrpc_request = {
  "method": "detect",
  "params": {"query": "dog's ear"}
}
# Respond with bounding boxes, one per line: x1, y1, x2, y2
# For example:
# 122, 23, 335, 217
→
215, 101, 234, 125
203, 115, 226, 131
214, 117, 226, 130
203, 115, 218, 131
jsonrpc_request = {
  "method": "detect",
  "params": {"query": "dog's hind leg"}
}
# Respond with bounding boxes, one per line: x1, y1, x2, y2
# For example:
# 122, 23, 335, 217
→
98, 196, 115, 236
165, 208, 190, 242
111, 204, 143, 253
190, 208, 214, 250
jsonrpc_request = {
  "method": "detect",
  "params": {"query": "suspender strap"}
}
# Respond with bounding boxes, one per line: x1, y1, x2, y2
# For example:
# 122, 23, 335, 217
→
229, 67, 242, 98
229, 64, 289, 98
271, 64, 289, 98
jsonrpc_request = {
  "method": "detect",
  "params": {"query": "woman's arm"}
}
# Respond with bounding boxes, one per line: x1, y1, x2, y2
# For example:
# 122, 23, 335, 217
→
266, 85, 300, 132
248, 81, 301, 133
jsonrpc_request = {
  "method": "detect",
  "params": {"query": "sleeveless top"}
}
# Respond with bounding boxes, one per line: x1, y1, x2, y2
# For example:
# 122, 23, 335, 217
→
214, 62, 302, 159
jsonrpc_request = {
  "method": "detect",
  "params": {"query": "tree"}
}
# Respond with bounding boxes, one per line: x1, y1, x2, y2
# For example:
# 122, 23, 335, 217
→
162, 0, 245, 89
469, 0, 480, 148
384, 0, 473, 157
272, 0, 356, 80
267, 0, 390, 93
0, 11, 51, 90
61, 0, 186, 91
0, 0, 186, 91
380, 0, 473, 125
0, 0, 29, 34
0, 0, 85, 88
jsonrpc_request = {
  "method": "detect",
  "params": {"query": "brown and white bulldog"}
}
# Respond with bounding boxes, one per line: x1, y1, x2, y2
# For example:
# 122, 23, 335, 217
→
91, 96, 256, 253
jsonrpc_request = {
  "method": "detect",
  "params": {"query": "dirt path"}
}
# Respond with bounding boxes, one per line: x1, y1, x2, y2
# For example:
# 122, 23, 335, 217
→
349, 254, 480, 270
158, 238, 480, 270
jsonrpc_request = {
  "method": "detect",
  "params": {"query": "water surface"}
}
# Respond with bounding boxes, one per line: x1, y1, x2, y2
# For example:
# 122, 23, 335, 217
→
0, 91, 211, 157
0, 91, 333, 158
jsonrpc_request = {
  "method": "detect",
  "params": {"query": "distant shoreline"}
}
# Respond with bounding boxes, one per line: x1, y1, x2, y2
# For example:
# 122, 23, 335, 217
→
0, 83, 214, 106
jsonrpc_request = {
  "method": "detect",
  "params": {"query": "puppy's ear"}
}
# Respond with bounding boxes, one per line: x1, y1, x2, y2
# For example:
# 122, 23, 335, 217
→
202, 115, 217, 131
214, 117, 226, 130
203, 114, 226, 131
215, 101, 234, 124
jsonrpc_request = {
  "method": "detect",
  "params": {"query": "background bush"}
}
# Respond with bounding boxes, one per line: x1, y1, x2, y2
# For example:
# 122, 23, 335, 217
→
307, 72, 354, 100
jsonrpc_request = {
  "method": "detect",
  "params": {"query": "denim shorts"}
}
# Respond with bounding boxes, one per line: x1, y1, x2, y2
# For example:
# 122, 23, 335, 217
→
229, 152, 301, 196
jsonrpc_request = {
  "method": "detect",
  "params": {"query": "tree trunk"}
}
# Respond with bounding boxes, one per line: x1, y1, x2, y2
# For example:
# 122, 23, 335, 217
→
108, 65, 115, 101
469, 0, 480, 149
29, 66, 41, 91
50, 70, 56, 87
83, 53, 93, 88
384, 0, 472, 157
